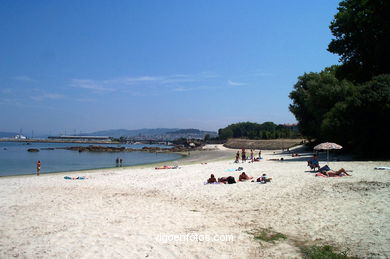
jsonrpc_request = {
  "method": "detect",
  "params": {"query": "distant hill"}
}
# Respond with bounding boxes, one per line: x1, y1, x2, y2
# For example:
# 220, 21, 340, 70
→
82, 128, 218, 140
168, 129, 203, 134
0, 132, 19, 138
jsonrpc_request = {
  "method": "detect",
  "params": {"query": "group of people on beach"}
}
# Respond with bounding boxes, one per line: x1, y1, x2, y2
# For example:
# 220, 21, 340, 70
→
235, 149, 262, 163
207, 172, 271, 184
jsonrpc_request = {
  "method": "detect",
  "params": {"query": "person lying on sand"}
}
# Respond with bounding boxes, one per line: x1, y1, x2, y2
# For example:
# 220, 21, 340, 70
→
207, 174, 217, 183
255, 173, 272, 183
64, 176, 87, 180
218, 176, 236, 184
238, 172, 253, 181
324, 168, 351, 177
316, 165, 351, 177
268, 158, 284, 161
155, 165, 179, 170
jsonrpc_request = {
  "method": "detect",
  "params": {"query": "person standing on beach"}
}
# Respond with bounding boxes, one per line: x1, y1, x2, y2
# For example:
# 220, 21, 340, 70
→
250, 149, 254, 162
259, 150, 262, 159
119, 158, 123, 167
116, 157, 119, 167
235, 151, 240, 163
36, 160, 41, 176
241, 149, 246, 162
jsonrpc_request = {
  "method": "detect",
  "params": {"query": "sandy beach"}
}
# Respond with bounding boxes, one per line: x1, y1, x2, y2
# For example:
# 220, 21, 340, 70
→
0, 145, 389, 258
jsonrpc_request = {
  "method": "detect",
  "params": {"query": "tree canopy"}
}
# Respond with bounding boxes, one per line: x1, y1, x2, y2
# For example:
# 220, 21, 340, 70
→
321, 74, 390, 155
289, 67, 354, 141
328, 0, 390, 82
218, 122, 300, 140
289, 0, 390, 157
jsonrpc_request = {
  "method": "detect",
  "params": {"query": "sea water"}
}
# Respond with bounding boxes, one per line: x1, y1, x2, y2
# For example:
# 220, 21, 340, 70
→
0, 142, 182, 176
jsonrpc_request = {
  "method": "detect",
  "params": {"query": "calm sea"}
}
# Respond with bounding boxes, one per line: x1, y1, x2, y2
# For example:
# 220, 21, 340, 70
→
0, 142, 182, 176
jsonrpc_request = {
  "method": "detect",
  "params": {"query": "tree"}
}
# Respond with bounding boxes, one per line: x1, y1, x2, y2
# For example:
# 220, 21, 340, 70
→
289, 0, 390, 157
321, 74, 390, 156
218, 128, 233, 140
328, 0, 390, 82
289, 67, 354, 141
218, 122, 299, 140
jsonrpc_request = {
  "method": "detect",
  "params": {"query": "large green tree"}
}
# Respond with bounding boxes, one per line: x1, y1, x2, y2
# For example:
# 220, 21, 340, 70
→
328, 0, 390, 82
289, 0, 390, 157
289, 67, 354, 141
321, 74, 390, 156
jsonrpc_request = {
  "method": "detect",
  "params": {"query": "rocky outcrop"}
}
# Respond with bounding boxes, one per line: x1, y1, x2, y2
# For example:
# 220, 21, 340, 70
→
52, 145, 194, 153
64, 146, 126, 152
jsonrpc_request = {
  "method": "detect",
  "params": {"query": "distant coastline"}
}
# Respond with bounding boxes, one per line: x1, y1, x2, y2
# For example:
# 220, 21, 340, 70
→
0, 138, 120, 144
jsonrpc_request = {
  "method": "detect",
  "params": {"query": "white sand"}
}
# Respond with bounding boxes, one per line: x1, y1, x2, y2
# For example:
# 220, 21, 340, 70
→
0, 146, 389, 258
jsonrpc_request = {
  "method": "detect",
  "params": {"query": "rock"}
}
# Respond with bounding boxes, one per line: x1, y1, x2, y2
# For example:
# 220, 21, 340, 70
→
27, 148, 40, 152
64, 146, 126, 152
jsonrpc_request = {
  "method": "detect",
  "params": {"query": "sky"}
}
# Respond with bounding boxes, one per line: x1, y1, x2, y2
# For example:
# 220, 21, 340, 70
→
0, 0, 341, 135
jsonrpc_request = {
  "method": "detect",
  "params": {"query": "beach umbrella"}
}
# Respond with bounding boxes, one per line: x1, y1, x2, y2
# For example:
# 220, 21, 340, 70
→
314, 142, 342, 163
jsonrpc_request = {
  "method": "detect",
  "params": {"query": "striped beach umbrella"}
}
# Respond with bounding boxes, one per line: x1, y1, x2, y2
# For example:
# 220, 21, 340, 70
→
314, 142, 343, 163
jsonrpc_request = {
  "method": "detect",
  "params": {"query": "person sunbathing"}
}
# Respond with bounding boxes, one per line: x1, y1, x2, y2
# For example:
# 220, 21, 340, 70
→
238, 172, 253, 181
256, 173, 272, 183
218, 176, 236, 184
207, 174, 217, 183
324, 168, 351, 177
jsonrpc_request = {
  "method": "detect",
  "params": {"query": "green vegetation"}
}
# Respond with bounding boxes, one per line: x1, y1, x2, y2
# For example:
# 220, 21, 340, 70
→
249, 228, 287, 243
248, 228, 359, 258
301, 245, 358, 259
218, 122, 300, 140
289, 0, 390, 158
328, 0, 390, 83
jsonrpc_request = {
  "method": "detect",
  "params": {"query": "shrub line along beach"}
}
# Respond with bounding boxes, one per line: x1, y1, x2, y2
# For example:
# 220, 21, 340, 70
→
0, 144, 389, 258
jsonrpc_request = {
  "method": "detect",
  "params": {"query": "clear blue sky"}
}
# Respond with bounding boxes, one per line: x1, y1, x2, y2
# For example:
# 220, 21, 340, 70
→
0, 0, 340, 135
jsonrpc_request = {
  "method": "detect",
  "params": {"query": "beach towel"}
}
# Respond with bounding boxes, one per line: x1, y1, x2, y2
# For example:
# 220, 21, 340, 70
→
315, 173, 342, 177
374, 167, 390, 170
64, 176, 87, 180
224, 169, 237, 172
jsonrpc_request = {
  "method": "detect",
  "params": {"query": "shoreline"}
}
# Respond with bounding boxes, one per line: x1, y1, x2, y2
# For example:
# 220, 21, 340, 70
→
0, 145, 236, 178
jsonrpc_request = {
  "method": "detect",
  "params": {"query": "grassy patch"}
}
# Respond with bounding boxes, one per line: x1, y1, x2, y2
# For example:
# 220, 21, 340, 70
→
248, 229, 359, 258
301, 245, 358, 259
249, 228, 287, 243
